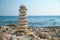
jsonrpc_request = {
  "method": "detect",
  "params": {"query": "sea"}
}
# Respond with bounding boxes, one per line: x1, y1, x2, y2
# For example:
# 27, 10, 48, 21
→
0, 16, 60, 27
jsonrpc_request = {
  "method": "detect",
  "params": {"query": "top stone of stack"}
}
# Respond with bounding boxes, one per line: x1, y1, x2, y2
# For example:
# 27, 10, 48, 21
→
19, 5, 27, 10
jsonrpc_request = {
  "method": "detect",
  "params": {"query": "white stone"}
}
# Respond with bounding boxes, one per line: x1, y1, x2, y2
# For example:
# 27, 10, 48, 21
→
11, 35, 17, 40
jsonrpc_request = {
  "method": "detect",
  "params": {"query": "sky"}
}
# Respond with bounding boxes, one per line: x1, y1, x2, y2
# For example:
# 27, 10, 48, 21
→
0, 0, 60, 16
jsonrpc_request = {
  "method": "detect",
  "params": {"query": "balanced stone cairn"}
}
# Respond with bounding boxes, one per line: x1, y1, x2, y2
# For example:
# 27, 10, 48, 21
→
16, 5, 28, 35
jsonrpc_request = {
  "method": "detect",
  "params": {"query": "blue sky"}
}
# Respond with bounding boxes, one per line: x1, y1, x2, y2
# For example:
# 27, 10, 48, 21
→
0, 0, 60, 16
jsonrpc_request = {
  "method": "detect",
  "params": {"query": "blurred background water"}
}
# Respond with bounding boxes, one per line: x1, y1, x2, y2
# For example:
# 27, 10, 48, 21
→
0, 16, 60, 27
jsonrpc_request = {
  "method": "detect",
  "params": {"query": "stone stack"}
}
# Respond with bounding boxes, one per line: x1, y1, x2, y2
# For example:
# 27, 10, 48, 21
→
17, 5, 28, 35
